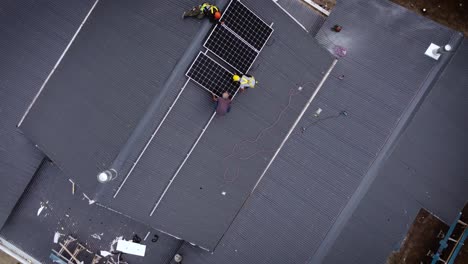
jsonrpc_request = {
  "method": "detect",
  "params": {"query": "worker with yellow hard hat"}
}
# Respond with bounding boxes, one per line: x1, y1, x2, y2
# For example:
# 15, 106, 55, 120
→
233, 74, 256, 92
183, 2, 222, 21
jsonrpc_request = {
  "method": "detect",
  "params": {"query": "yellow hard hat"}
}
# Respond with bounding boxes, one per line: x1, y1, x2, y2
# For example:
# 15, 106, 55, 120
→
233, 75, 240, 82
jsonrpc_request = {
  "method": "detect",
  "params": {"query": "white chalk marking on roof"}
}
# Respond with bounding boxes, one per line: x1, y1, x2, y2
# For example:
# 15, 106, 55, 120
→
251, 58, 338, 192
17, 0, 101, 127
68, 179, 75, 195
143, 231, 150, 241
272, 0, 309, 32
149, 111, 218, 216
149, 71, 245, 217
113, 78, 191, 198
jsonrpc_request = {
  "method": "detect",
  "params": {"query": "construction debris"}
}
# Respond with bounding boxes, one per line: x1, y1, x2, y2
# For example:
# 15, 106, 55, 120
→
53, 232, 62, 244
69, 179, 75, 195
37, 201, 49, 216
82, 193, 95, 205
100, 251, 113, 257
116, 240, 146, 257
91, 233, 103, 240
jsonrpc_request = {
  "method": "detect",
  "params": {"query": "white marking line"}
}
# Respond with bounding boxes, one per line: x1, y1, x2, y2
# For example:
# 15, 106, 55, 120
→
150, 111, 217, 216
302, 0, 330, 16
17, 0, 100, 127
143, 231, 150, 241
251, 59, 338, 192
113, 78, 190, 198
149, 71, 243, 217
272, 0, 309, 33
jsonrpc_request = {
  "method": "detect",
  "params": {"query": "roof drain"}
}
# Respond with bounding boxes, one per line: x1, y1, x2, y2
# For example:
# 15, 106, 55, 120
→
97, 169, 117, 183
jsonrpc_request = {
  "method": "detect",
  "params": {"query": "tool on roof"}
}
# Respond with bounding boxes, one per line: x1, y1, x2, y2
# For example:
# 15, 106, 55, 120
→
332, 24, 342, 32
174, 253, 183, 263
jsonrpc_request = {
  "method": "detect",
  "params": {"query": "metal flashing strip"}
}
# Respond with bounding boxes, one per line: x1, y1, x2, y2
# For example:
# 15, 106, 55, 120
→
17, 0, 100, 127
302, 0, 330, 16
0, 237, 42, 264
113, 78, 191, 198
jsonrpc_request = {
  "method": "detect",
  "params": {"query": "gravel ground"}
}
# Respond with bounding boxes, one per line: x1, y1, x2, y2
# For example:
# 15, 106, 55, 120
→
0, 250, 19, 264
391, 0, 468, 36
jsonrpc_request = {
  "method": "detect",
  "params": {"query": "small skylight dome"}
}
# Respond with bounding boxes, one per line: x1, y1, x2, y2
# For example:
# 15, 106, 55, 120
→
97, 169, 116, 183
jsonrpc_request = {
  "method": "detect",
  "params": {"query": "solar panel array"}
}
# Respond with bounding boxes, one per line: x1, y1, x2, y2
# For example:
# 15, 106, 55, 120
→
222, 0, 273, 51
187, 1, 273, 97
204, 25, 258, 74
186, 52, 239, 98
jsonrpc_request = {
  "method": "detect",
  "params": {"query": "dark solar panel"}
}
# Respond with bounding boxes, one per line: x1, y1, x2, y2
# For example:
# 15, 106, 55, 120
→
186, 52, 239, 98
204, 25, 258, 74
222, 0, 273, 51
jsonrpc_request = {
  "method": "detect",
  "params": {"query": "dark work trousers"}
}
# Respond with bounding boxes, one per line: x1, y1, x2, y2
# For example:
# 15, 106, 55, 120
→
183, 6, 205, 19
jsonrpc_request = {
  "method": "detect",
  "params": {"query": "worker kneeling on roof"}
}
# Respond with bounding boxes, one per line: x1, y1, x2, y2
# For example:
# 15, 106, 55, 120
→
233, 74, 256, 92
183, 2, 221, 21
